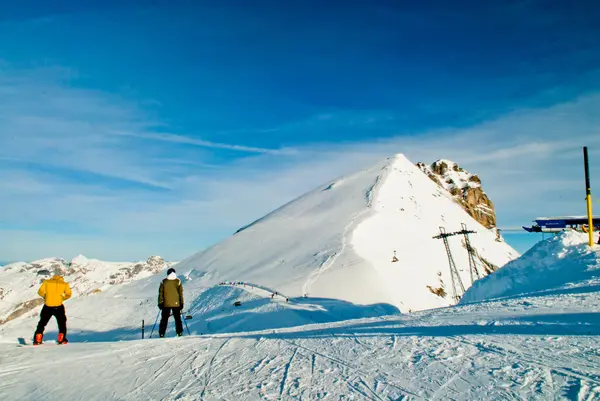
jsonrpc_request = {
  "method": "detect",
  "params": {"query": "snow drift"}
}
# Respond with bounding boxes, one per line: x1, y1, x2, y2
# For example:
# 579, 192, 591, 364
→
186, 283, 398, 335
175, 153, 518, 312
461, 231, 600, 303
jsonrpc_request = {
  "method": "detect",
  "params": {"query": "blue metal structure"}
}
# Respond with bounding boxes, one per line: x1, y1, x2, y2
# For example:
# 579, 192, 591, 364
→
523, 216, 600, 233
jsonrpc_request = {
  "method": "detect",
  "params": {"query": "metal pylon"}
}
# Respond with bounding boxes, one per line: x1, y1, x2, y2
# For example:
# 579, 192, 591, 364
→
457, 223, 480, 284
433, 227, 466, 303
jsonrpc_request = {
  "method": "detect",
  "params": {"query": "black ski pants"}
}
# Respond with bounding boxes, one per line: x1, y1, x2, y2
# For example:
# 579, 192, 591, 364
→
35, 305, 67, 336
159, 307, 183, 336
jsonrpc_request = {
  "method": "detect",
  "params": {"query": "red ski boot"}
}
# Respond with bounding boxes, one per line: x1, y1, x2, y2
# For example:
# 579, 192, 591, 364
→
33, 333, 43, 345
57, 333, 68, 344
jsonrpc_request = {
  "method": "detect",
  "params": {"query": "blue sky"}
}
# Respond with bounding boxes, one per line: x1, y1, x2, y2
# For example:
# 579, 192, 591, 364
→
1, 0, 599, 262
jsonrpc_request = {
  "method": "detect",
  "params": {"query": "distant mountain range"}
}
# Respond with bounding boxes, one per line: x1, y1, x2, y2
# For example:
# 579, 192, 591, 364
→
0, 255, 176, 325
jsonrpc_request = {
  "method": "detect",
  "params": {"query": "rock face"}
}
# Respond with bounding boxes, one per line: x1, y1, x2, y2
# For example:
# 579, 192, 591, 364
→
416, 160, 497, 229
105, 256, 168, 285
0, 255, 175, 325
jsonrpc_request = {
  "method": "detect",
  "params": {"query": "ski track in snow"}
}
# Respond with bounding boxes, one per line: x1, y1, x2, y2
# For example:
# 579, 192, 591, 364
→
279, 346, 299, 398
200, 338, 230, 399
1, 301, 600, 400
3, 282, 600, 400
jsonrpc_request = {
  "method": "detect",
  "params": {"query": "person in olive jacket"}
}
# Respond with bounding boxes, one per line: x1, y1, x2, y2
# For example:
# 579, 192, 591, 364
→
34, 275, 72, 345
158, 268, 184, 337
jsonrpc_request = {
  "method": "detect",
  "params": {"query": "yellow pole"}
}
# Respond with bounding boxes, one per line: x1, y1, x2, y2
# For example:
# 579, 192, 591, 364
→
586, 195, 594, 246
583, 147, 594, 246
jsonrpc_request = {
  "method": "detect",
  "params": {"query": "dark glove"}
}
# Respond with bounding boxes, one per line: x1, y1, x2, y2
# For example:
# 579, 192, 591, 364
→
180, 305, 184, 312
158, 303, 163, 310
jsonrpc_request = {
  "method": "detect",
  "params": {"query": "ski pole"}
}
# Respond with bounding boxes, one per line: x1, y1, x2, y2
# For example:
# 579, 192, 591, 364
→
149, 310, 160, 338
183, 312, 191, 335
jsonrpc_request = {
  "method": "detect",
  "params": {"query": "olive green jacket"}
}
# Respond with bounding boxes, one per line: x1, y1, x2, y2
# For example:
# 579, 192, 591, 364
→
158, 276, 184, 308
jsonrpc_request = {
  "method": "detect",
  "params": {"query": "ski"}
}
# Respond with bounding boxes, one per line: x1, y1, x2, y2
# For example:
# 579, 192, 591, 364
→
17, 342, 65, 347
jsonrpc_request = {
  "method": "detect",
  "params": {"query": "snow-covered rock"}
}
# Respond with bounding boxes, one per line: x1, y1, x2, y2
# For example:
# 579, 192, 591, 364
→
461, 231, 600, 303
0, 255, 175, 325
175, 153, 518, 312
417, 159, 498, 229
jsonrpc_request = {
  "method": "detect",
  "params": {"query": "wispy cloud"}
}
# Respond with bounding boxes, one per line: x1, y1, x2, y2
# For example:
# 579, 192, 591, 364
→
0, 65, 284, 191
240, 110, 398, 134
1, 64, 599, 262
111, 130, 296, 155
183, 91, 600, 238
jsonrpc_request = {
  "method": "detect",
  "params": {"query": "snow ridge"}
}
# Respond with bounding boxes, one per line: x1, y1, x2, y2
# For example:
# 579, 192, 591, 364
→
303, 160, 394, 296
462, 231, 600, 303
350, 154, 517, 311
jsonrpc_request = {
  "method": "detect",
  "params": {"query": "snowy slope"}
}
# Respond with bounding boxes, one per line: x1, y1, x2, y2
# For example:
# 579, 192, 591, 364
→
185, 283, 399, 335
0, 220, 598, 399
174, 154, 518, 312
462, 231, 600, 303
0, 282, 598, 400
0, 255, 174, 325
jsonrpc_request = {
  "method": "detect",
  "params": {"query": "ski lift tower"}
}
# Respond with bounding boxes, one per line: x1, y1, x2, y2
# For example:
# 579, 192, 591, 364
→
433, 227, 466, 303
455, 223, 480, 284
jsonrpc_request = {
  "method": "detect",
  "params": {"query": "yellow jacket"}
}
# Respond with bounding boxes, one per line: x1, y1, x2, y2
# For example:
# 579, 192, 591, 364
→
38, 276, 72, 307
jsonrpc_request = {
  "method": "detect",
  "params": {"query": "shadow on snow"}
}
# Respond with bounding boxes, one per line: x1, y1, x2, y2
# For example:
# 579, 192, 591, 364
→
58, 279, 600, 344
62, 311, 600, 345
64, 295, 400, 343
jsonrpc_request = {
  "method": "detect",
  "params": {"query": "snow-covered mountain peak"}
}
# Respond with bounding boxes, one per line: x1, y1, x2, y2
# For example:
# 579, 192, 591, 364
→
390, 152, 411, 162
146, 255, 167, 268
175, 153, 518, 312
71, 254, 89, 265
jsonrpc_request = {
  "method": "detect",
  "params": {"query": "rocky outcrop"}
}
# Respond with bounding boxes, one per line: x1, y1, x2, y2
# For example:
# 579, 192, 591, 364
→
461, 187, 496, 228
107, 256, 167, 285
0, 298, 44, 325
146, 255, 167, 269
416, 162, 443, 188
416, 160, 497, 229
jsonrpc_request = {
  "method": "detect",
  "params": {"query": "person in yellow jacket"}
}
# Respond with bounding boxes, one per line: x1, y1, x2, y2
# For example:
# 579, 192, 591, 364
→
33, 275, 72, 345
